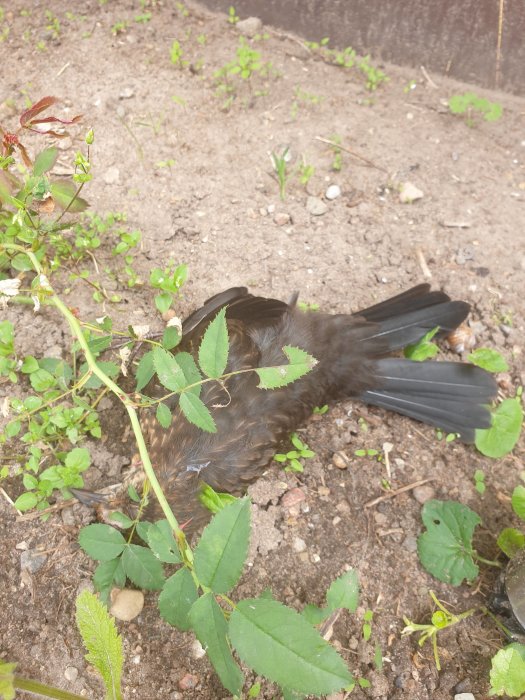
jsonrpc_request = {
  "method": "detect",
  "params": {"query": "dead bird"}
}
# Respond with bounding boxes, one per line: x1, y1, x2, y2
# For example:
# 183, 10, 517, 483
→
121, 283, 496, 533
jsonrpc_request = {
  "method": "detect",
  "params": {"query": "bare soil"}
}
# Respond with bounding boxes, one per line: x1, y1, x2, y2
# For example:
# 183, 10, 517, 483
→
1, 2, 524, 699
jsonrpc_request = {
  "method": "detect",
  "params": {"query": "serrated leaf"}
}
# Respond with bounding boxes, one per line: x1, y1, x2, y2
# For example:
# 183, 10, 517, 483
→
33, 146, 58, 176
75, 590, 123, 700
156, 402, 172, 428
417, 500, 481, 585
468, 348, 509, 373
189, 592, 243, 696
229, 598, 353, 696
147, 520, 181, 563
326, 570, 359, 613
65, 447, 91, 471
174, 352, 202, 396
198, 307, 229, 379
256, 346, 317, 389
512, 485, 525, 521
194, 497, 250, 593
497, 528, 525, 558
93, 558, 126, 604
153, 347, 198, 393
135, 350, 155, 391
489, 643, 525, 697
29, 368, 56, 392
179, 391, 216, 433
162, 326, 181, 350
158, 567, 198, 630
121, 544, 164, 590
79, 524, 127, 561
475, 398, 523, 459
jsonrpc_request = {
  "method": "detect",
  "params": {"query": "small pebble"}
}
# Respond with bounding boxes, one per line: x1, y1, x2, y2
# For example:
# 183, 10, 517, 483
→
191, 639, 206, 659
311, 553, 321, 563
103, 167, 120, 185
274, 212, 291, 226
399, 182, 424, 203
317, 486, 330, 497
325, 184, 341, 200
20, 549, 47, 574
64, 666, 78, 682
236, 16, 262, 37
281, 488, 306, 508
119, 87, 135, 99
413, 484, 436, 504
332, 451, 350, 469
336, 501, 350, 514
306, 196, 328, 216
293, 537, 307, 553
178, 673, 199, 691
110, 588, 144, 621
332, 516, 341, 526
454, 694, 475, 700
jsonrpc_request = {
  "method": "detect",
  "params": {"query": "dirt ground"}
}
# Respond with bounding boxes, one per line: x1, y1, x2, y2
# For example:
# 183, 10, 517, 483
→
1, 1, 525, 699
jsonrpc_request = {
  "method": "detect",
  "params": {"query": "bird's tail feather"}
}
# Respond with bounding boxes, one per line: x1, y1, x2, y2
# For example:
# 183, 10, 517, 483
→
359, 358, 497, 442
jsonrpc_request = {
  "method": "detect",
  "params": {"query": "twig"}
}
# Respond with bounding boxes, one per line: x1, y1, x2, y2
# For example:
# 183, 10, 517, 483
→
56, 62, 70, 77
420, 65, 439, 89
1, 486, 21, 515
365, 478, 435, 508
314, 136, 387, 173
495, 0, 505, 89
416, 248, 432, 279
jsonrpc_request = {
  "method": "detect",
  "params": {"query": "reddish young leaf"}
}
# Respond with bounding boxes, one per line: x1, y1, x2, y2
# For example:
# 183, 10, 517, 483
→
19, 96, 59, 127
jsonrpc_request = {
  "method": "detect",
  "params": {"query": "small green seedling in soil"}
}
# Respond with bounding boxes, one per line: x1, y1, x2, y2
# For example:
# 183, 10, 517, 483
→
474, 469, 486, 495
170, 40, 188, 69
149, 261, 187, 314
274, 432, 315, 472
135, 11, 152, 23
228, 5, 239, 24
271, 147, 290, 201
297, 300, 320, 312
297, 158, 315, 187
362, 609, 373, 641
358, 55, 388, 91
497, 484, 525, 558
313, 405, 328, 415
402, 591, 475, 670
403, 327, 439, 361
111, 20, 129, 35
448, 92, 503, 125
354, 448, 380, 459
329, 134, 343, 171
404, 79, 417, 93
44, 10, 61, 39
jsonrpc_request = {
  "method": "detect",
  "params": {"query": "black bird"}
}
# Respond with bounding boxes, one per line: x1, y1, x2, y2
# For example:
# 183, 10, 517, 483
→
137, 283, 497, 532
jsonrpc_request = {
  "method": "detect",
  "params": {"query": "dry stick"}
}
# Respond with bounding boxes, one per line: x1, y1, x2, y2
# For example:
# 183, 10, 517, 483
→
495, 0, 505, 89
314, 136, 387, 173
365, 478, 435, 508
416, 248, 432, 279
420, 65, 439, 89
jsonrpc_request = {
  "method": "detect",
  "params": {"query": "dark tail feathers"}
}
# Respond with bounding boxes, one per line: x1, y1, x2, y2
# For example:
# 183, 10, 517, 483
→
360, 358, 497, 442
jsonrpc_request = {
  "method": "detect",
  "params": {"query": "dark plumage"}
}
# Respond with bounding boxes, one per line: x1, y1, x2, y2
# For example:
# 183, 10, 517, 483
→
139, 284, 497, 533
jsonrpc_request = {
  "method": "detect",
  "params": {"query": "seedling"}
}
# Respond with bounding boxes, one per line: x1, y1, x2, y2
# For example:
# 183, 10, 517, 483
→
270, 147, 290, 200
149, 261, 187, 314
214, 37, 272, 108
448, 92, 503, 125
274, 432, 315, 472
329, 134, 343, 171
297, 158, 315, 187
111, 20, 129, 35
474, 469, 486, 495
170, 40, 188, 68
228, 5, 239, 24
402, 591, 475, 670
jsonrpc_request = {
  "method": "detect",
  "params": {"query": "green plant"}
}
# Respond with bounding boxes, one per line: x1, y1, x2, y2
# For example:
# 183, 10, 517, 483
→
474, 468, 486, 495
358, 55, 388, 91
170, 39, 188, 68
306, 38, 387, 91
110, 20, 128, 36
273, 432, 315, 472
134, 11, 152, 23
489, 643, 525, 696
449, 92, 503, 125
214, 37, 272, 108
270, 147, 290, 200
328, 134, 343, 171
297, 158, 315, 187
44, 10, 61, 39
149, 261, 187, 314
227, 5, 239, 24
402, 591, 475, 670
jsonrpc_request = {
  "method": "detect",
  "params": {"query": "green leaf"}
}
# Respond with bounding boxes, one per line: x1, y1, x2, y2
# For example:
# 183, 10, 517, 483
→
497, 528, 525, 558
468, 348, 509, 373
135, 350, 155, 391
33, 146, 58, 176
256, 345, 317, 389
14, 491, 39, 512
489, 643, 525, 697
49, 179, 89, 212
162, 325, 181, 350
75, 589, 123, 700
189, 592, 244, 696
80, 361, 120, 389
194, 497, 250, 593
21, 355, 39, 373
512, 485, 525, 521
417, 500, 481, 585
147, 520, 181, 563
29, 368, 56, 392
179, 392, 216, 433
156, 402, 172, 428
153, 347, 192, 392
302, 604, 330, 625
326, 570, 359, 613
158, 567, 198, 631
229, 598, 353, 696
198, 307, 229, 379
199, 483, 237, 514
93, 558, 126, 603
0, 660, 16, 700
78, 524, 127, 561
65, 447, 91, 471
175, 352, 202, 395
475, 398, 523, 458
108, 511, 134, 529
121, 544, 165, 590
403, 327, 440, 361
